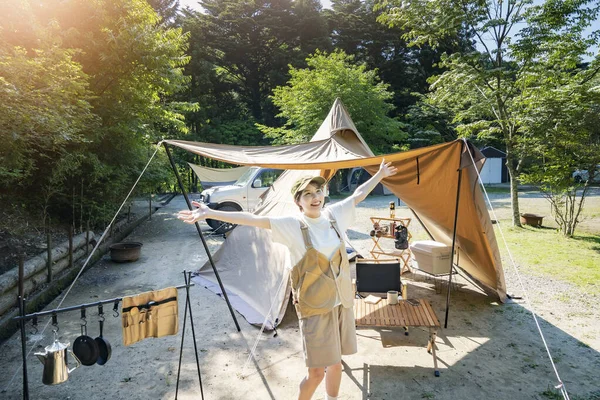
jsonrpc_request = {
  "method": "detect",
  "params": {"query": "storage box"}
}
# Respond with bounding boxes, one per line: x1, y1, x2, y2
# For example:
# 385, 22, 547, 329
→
410, 240, 452, 275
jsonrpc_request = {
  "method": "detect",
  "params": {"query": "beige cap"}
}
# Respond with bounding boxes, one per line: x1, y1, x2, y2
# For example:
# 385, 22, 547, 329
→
291, 176, 326, 197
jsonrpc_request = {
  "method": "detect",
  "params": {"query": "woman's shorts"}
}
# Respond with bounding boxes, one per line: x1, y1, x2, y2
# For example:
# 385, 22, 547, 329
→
299, 305, 357, 368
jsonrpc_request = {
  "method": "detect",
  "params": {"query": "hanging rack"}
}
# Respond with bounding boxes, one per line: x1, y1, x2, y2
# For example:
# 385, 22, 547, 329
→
13, 283, 193, 322
14, 275, 203, 400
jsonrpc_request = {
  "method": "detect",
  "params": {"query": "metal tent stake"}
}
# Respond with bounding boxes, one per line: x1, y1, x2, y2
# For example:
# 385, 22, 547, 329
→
163, 143, 241, 332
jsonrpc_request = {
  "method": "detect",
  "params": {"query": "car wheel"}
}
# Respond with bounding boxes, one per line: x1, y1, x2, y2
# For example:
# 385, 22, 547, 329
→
206, 204, 241, 234
574, 175, 582, 184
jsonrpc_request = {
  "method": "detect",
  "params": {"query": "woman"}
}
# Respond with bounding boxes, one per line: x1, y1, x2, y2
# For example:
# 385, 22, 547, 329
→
178, 160, 397, 400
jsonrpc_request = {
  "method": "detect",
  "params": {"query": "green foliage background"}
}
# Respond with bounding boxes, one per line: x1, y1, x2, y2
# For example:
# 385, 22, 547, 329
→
0, 0, 598, 238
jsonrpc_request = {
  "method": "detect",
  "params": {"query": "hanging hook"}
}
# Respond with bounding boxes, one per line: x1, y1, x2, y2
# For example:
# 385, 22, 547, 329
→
80, 307, 87, 325
113, 300, 120, 317
80, 307, 88, 336
98, 304, 105, 322
51, 313, 59, 341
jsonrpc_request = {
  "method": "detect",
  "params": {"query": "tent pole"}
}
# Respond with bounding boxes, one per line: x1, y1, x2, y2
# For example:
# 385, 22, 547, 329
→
444, 141, 465, 328
163, 143, 241, 332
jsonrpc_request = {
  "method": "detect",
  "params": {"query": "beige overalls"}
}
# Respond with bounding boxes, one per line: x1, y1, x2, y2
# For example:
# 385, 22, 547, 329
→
290, 218, 357, 368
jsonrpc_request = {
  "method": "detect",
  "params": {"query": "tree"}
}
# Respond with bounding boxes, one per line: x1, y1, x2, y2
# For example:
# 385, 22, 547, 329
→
403, 97, 456, 148
0, 0, 98, 194
325, 0, 474, 122
189, 0, 298, 124
518, 68, 600, 237
0, 46, 96, 187
377, 0, 600, 226
0, 0, 194, 228
293, 0, 331, 58
147, 0, 181, 25
261, 50, 406, 153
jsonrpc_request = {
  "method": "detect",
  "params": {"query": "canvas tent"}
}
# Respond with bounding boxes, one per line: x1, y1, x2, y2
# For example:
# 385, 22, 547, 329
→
164, 99, 506, 329
187, 163, 250, 189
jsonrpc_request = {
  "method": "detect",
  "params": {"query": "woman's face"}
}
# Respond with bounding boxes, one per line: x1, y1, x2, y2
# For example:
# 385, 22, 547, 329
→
296, 183, 325, 218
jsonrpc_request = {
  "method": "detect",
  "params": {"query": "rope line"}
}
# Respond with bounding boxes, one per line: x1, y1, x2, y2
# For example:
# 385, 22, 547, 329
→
239, 272, 288, 379
4, 143, 161, 393
464, 139, 570, 400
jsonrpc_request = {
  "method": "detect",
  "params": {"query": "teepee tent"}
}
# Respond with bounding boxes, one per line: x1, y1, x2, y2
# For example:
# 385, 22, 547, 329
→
164, 99, 505, 329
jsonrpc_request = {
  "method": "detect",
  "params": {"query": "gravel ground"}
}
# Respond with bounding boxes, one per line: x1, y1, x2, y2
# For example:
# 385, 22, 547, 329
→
0, 191, 599, 400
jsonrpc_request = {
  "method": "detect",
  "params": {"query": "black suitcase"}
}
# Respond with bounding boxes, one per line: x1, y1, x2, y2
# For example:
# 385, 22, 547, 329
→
355, 259, 401, 293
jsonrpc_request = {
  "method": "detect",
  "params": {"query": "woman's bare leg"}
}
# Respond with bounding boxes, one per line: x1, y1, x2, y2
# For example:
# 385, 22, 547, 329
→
325, 362, 343, 398
298, 367, 325, 400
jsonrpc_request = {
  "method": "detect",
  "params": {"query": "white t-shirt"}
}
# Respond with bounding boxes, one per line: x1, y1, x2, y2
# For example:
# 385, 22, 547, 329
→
269, 197, 356, 269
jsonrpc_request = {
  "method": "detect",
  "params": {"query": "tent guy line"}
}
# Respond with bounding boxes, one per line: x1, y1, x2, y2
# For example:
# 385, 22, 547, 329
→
239, 271, 288, 379
465, 148, 570, 400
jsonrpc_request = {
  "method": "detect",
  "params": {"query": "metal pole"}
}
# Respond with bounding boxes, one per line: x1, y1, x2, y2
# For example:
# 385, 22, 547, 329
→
18, 257, 29, 400
163, 143, 241, 332
13, 283, 194, 321
174, 274, 189, 400
68, 226, 73, 269
185, 271, 204, 399
86, 222, 90, 255
46, 225, 52, 283
18, 295, 29, 400
444, 140, 465, 328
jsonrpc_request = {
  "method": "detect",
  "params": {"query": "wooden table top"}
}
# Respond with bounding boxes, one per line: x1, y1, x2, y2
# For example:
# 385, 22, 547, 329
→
354, 297, 440, 328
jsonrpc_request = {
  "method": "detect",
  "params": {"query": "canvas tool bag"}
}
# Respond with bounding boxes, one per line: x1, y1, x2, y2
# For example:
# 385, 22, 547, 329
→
121, 287, 179, 346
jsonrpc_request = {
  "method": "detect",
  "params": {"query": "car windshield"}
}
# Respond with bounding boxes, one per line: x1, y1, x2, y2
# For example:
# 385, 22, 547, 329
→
234, 167, 260, 186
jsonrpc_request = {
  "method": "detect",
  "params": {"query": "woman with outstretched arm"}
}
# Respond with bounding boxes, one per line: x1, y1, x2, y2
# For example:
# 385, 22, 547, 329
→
178, 160, 397, 400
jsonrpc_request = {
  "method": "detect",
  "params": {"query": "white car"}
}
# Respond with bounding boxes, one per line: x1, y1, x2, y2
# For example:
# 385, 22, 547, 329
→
198, 167, 283, 233
573, 165, 600, 184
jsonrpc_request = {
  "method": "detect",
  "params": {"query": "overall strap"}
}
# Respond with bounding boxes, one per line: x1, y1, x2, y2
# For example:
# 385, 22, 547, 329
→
298, 220, 313, 249
329, 218, 343, 243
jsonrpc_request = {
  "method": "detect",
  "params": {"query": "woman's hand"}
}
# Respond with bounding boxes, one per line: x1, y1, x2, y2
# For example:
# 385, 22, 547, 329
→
351, 158, 398, 205
177, 201, 209, 224
378, 159, 398, 178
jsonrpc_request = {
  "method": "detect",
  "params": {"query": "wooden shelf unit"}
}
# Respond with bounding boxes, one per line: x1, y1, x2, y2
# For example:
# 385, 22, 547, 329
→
369, 216, 412, 273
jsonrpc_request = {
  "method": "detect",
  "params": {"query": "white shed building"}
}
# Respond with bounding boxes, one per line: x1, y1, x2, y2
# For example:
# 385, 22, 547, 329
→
479, 146, 508, 184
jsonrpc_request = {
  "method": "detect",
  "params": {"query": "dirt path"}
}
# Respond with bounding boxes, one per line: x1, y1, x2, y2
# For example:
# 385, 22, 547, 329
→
1, 194, 599, 400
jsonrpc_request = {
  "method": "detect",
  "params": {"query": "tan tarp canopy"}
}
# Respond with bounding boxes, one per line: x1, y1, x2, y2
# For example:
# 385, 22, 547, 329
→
164, 99, 505, 328
187, 163, 250, 188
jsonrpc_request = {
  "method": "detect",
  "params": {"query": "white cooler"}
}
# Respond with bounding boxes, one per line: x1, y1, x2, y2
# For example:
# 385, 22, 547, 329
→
410, 240, 452, 275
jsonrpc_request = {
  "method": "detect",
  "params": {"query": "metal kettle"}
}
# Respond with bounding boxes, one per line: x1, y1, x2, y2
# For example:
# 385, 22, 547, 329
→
34, 339, 80, 385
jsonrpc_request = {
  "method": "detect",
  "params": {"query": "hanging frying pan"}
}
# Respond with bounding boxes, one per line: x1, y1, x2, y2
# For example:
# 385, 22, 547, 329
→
73, 308, 99, 366
95, 306, 112, 365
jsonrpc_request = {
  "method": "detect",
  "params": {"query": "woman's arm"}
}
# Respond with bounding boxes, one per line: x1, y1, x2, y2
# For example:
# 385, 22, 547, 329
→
351, 159, 397, 205
178, 201, 271, 229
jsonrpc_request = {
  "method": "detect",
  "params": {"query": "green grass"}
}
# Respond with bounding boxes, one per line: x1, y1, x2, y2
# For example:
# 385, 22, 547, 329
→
541, 387, 563, 399
496, 225, 600, 295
